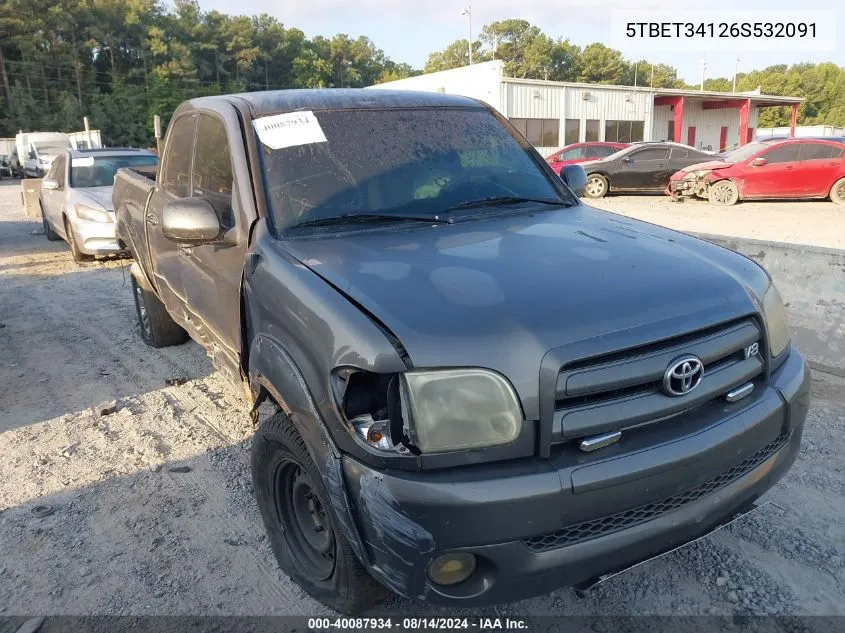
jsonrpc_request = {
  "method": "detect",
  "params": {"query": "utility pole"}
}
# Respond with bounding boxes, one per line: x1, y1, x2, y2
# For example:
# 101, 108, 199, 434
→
633, 62, 638, 87
461, 5, 473, 65
650, 63, 654, 88
699, 59, 707, 91
733, 57, 740, 92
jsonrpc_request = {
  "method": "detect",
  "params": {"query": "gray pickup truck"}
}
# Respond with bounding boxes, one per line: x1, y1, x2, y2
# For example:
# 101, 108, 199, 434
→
113, 89, 810, 613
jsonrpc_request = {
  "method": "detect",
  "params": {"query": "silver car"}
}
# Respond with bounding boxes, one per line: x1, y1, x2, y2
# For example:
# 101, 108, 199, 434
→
40, 148, 158, 261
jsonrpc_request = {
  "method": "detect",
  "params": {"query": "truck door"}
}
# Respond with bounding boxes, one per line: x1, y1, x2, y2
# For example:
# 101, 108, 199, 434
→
146, 112, 198, 318
180, 111, 254, 373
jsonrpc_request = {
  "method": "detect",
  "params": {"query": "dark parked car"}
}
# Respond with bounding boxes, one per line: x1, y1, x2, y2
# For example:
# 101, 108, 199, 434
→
669, 139, 845, 205
581, 142, 714, 198
113, 89, 808, 613
545, 142, 629, 174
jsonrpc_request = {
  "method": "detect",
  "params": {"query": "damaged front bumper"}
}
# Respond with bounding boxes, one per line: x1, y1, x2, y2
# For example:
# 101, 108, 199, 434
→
339, 350, 810, 606
668, 177, 710, 198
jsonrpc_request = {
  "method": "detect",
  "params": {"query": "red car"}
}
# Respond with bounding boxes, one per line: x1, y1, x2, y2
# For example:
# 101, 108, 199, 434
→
668, 138, 845, 206
546, 142, 629, 174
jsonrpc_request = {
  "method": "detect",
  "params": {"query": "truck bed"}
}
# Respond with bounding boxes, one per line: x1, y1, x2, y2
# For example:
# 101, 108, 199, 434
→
113, 166, 157, 276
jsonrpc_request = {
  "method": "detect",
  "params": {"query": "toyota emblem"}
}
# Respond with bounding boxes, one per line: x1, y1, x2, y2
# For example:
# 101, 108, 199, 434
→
663, 355, 704, 396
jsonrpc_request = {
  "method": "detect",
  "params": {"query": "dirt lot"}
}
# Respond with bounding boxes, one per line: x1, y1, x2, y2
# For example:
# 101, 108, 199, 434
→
589, 194, 845, 250
0, 180, 843, 618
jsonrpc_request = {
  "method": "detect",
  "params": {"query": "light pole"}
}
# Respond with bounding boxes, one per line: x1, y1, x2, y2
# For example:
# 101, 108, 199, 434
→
699, 59, 707, 91
733, 57, 741, 92
462, 5, 472, 65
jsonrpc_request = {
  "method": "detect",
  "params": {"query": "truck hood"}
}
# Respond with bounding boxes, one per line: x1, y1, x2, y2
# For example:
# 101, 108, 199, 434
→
73, 186, 113, 211
280, 207, 764, 418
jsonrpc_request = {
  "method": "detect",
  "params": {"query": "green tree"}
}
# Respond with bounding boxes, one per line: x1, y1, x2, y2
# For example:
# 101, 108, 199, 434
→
577, 43, 627, 84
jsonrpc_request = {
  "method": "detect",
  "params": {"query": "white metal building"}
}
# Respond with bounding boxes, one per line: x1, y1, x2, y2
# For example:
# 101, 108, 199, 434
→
369, 60, 803, 157
756, 125, 844, 139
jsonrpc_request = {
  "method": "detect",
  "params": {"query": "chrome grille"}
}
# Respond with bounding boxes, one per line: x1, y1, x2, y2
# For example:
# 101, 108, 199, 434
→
552, 318, 764, 442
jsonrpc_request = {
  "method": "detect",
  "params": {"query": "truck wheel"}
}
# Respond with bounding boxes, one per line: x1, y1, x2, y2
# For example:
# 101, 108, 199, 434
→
251, 412, 387, 614
42, 206, 61, 241
584, 174, 608, 198
64, 217, 93, 262
830, 177, 845, 205
708, 180, 739, 206
131, 276, 188, 347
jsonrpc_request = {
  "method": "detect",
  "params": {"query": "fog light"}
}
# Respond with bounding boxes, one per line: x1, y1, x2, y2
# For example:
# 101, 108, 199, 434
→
427, 553, 477, 586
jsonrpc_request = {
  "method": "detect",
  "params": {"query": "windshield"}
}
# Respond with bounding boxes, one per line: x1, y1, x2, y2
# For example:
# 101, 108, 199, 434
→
722, 142, 766, 163
33, 142, 71, 156
70, 154, 159, 188
256, 107, 569, 231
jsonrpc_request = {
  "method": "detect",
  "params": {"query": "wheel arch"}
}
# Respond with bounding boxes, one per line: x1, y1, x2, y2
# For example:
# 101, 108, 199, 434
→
247, 333, 373, 567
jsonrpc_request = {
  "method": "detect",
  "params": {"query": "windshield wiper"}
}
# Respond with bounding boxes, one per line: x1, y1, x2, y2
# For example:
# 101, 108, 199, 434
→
447, 196, 569, 211
291, 212, 454, 229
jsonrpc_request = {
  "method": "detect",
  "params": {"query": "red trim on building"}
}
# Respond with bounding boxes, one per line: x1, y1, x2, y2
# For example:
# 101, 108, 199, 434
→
654, 95, 684, 145
738, 99, 751, 146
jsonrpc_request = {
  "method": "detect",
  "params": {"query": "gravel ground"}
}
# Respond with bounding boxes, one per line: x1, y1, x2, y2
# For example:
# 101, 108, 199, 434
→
0, 180, 843, 618
588, 194, 845, 250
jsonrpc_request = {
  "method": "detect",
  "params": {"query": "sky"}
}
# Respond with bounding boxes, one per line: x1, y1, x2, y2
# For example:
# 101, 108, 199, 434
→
197, 0, 844, 85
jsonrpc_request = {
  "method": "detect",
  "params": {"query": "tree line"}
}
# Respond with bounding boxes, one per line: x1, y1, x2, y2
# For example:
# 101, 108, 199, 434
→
1, 4, 843, 148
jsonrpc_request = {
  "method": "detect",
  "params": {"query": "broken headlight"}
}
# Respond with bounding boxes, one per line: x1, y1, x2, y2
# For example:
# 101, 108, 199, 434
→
684, 169, 710, 180
762, 283, 790, 358
399, 369, 522, 453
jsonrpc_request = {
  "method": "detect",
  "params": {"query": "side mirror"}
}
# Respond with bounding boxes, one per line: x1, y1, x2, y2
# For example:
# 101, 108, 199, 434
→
621, 156, 633, 163
42, 178, 60, 190
162, 197, 221, 243
561, 164, 588, 197
751, 157, 767, 167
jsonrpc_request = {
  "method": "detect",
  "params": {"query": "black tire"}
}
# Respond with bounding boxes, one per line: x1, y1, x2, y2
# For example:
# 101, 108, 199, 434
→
251, 412, 387, 614
42, 205, 61, 241
584, 174, 608, 198
64, 217, 93, 262
708, 180, 739, 206
830, 177, 845, 206
131, 276, 188, 348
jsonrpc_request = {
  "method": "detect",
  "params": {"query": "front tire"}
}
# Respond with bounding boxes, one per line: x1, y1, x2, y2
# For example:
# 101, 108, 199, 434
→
131, 276, 188, 348
251, 412, 387, 614
584, 174, 608, 198
64, 217, 93, 262
42, 206, 61, 241
830, 177, 845, 205
708, 180, 739, 206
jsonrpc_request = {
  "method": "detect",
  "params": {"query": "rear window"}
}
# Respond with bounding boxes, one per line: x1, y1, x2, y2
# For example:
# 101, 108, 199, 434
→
256, 108, 567, 231
801, 144, 843, 160
70, 154, 159, 188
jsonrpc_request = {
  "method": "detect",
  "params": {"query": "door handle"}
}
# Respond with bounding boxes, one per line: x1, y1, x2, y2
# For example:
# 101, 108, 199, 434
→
146, 213, 159, 226
784, 166, 794, 170
178, 244, 193, 256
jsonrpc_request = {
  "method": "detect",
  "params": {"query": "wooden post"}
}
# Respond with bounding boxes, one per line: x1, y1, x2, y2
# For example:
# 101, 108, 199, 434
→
153, 115, 162, 156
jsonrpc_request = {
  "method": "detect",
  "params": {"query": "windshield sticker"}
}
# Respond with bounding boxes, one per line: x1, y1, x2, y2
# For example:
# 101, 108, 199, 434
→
71, 157, 95, 167
253, 111, 327, 150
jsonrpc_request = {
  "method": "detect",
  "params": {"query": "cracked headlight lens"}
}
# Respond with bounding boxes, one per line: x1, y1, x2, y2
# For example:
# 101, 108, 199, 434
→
399, 369, 522, 453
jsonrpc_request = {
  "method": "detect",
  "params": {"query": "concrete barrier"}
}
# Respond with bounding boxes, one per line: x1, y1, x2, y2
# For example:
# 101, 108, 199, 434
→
697, 233, 845, 377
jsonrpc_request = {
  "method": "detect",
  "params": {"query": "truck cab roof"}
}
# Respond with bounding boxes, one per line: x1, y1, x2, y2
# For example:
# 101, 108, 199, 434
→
186, 89, 485, 119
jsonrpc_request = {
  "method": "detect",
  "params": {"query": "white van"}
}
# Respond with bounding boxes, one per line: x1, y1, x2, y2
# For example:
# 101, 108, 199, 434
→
15, 132, 72, 178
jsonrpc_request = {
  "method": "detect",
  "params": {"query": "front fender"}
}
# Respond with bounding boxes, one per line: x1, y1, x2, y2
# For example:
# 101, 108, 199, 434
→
248, 333, 372, 566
